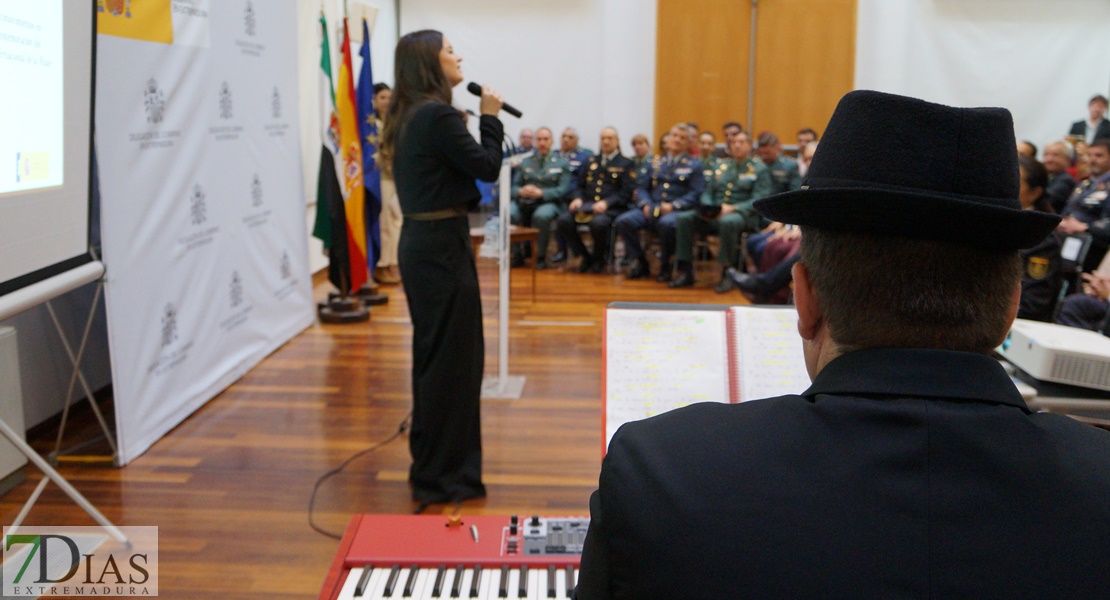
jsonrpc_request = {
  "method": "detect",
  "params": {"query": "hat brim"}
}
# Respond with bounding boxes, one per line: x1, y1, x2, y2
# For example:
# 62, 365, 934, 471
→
754, 187, 1061, 250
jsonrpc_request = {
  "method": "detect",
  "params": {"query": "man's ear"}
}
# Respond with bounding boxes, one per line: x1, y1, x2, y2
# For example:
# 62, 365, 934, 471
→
793, 261, 822, 341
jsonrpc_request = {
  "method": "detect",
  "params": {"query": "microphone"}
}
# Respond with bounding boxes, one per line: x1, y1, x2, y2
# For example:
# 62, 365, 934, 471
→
467, 82, 523, 118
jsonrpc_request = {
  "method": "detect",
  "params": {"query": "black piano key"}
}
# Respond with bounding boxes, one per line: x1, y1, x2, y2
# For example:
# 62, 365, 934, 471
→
498, 565, 510, 598
469, 566, 483, 598
547, 565, 556, 598
518, 566, 529, 598
354, 566, 374, 597
451, 564, 464, 598
564, 567, 574, 598
403, 565, 420, 597
384, 565, 401, 598
432, 565, 446, 598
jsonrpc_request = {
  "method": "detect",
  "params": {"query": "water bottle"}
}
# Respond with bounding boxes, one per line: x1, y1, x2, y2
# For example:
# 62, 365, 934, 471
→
479, 215, 499, 258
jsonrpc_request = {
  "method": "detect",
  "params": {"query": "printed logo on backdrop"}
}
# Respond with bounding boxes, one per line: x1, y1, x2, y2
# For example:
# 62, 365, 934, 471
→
274, 250, 300, 300
97, 0, 174, 44
171, 0, 211, 48
150, 301, 192, 376
221, 270, 254, 332
209, 81, 243, 142
179, 184, 220, 252
266, 84, 291, 138
243, 173, 272, 229
130, 78, 181, 150
235, 0, 265, 57
2, 526, 159, 597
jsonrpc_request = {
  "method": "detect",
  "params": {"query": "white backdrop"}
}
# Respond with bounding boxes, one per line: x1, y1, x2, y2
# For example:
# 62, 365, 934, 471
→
856, 0, 1110, 153
399, 0, 657, 154
97, 0, 312, 465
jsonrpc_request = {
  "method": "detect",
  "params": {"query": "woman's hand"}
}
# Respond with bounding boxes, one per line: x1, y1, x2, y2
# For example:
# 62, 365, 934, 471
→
479, 86, 504, 117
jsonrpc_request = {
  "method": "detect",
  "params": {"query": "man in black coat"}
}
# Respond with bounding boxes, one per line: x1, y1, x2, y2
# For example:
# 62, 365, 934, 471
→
1069, 94, 1110, 144
556, 127, 636, 273
575, 91, 1110, 599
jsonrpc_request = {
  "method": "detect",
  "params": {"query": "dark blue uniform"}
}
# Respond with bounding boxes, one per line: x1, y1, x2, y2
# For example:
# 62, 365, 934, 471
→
555, 153, 636, 271
1062, 172, 1110, 270
614, 154, 705, 279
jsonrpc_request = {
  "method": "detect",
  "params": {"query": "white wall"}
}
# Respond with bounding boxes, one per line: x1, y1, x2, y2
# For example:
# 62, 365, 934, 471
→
400, 0, 657, 155
856, 0, 1110, 154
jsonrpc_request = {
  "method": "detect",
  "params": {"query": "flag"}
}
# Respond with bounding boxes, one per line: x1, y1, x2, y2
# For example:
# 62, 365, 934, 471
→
336, 17, 369, 293
357, 18, 382, 276
310, 13, 351, 294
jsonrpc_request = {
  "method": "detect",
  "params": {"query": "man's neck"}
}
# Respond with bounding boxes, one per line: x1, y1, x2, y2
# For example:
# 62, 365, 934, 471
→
668, 150, 683, 158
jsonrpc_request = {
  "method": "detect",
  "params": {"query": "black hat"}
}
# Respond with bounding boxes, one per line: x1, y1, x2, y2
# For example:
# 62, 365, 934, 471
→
754, 90, 1060, 249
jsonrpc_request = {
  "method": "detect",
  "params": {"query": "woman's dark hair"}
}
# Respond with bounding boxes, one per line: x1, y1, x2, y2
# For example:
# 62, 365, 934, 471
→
373, 82, 391, 95
379, 30, 452, 174
1018, 156, 1054, 214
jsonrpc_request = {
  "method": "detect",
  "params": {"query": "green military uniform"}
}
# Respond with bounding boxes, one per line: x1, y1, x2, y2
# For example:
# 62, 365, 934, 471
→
760, 154, 802, 195
510, 152, 573, 264
673, 157, 772, 287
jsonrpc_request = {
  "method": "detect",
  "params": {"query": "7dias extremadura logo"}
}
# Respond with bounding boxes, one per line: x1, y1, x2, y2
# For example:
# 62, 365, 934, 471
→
3, 527, 158, 597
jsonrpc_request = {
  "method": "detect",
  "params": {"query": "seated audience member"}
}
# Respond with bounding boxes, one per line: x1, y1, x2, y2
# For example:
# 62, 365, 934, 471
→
1016, 140, 1037, 160
1070, 94, 1110, 144
1056, 272, 1110, 332
510, 127, 572, 269
796, 129, 819, 177
686, 122, 701, 157
517, 128, 535, 154
1042, 139, 1077, 213
1057, 138, 1110, 271
1016, 157, 1063, 322
671, 131, 771, 291
614, 123, 704, 280
1073, 140, 1090, 180
728, 225, 801, 304
715, 121, 744, 158
553, 128, 596, 263
742, 141, 818, 270
575, 90, 1110, 600
555, 127, 636, 273
697, 132, 719, 171
629, 133, 653, 185
755, 131, 802, 194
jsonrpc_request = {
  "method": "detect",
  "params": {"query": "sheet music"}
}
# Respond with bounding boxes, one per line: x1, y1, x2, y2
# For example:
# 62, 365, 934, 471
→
605, 309, 730, 447
730, 307, 811, 401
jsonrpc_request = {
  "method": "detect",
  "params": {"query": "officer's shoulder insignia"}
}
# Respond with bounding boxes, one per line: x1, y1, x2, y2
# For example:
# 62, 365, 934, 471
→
1027, 256, 1050, 280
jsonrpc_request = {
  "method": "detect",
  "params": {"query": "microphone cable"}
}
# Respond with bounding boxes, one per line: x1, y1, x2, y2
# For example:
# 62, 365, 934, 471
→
308, 410, 413, 539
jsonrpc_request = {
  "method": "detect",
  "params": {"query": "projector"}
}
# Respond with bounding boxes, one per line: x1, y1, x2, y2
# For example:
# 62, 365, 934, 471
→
998, 319, 1110, 391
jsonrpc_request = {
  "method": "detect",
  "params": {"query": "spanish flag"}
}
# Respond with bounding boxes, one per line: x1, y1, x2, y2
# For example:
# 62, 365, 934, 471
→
336, 18, 368, 293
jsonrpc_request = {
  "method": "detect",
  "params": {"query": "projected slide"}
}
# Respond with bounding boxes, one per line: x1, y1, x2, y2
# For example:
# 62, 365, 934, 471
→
0, 1, 63, 195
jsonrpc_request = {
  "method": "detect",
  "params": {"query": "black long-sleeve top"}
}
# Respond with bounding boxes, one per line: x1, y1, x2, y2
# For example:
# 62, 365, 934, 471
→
393, 102, 503, 215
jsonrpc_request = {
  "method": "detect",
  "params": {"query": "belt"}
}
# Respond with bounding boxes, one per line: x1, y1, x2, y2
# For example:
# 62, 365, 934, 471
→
407, 206, 467, 221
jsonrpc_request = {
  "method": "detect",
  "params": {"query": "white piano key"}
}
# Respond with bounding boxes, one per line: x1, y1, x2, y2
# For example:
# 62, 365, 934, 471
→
527, 567, 542, 600
336, 567, 367, 599
476, 567, 496, 599
406, 567, 433, 599
553, 568, 567, 599
457, 566, 475, 599
505, 568, 520, 600
365, 565, 396, 600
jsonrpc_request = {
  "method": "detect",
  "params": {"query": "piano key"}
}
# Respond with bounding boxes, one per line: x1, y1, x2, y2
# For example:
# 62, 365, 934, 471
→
363, 566, 393, 600
355, 566, 375, 597
409, 567, 434, 600
477, 567, 496, 600
455, 566, 473, 599
469, 566, 483, 598
546, 566, 556, 598
498, 565, 510, 598
432, 565, 447, 598
553, 568, 567, 600
505, 568, 521, 600
336, 567, 367, 599
383, 565, 402, 598
517, 566, 528, 599
527, 568, 541, 600
563, 567, 574, 599
403, 565, 420, 597
450, 563, 463, 594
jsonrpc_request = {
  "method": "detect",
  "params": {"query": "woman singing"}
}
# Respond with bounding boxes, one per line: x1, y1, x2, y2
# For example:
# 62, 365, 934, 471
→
379, 30, 504, 505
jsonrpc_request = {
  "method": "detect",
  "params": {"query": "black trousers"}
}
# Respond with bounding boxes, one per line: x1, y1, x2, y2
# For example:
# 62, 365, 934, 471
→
555, 211, 614, 264
398, 216, 486, 503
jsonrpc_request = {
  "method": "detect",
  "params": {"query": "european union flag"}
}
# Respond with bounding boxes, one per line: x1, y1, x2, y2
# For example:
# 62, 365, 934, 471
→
356, 18, 381, 274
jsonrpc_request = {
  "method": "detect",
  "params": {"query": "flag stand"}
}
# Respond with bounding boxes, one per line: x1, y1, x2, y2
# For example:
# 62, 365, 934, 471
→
355, 284, 388, 306
317, 292, 369, 324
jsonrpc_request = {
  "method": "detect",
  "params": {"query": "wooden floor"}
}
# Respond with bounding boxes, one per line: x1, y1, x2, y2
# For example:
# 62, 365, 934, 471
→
0, 255, 751, 599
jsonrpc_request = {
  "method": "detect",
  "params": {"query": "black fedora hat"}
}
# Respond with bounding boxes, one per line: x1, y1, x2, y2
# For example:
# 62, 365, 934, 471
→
754, 90, 1060, 249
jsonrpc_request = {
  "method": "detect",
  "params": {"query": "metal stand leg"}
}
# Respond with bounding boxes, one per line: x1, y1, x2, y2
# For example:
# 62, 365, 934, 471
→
0, 418, 128, 546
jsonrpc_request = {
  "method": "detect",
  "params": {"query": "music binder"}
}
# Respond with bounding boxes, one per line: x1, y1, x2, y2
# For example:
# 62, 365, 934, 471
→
602, 302, 809, 454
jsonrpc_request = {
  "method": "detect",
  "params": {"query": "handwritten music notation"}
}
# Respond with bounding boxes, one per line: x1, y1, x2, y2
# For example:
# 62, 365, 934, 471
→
731, 307, 810, 401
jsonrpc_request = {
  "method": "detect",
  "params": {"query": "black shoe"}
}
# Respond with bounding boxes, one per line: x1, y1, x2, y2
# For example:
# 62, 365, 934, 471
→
655, 262, 673, 283
576, 257, 593, 273
536, 258, 547, 270
669, 270, 695, 288
589, 260, 605, 274
510, 255, 525, 268
714, 276, 736, 293
726, 267, 770, 299
551, 251, 567, 263
627, 259, 650, 279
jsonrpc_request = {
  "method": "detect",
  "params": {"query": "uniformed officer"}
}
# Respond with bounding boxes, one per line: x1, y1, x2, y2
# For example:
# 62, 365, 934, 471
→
1057, 138, 1110, 271
629, 133, 654, 186
755, 131, 803, 195
551, 128, 595, 263
555, 127, 637, 273
614, 123, 705, 281
670, 131, 772, 291
511, 127, 573, 269
698, 132, 719, 174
